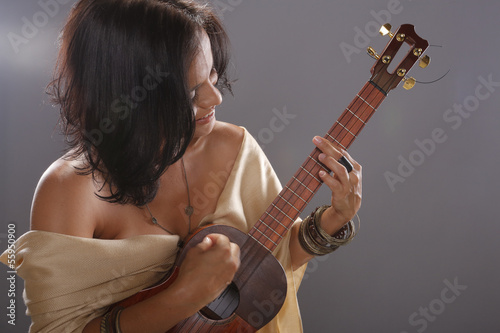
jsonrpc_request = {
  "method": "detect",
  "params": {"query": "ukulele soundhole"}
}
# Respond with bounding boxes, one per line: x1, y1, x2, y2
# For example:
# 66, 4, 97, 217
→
200, 282, 240, 320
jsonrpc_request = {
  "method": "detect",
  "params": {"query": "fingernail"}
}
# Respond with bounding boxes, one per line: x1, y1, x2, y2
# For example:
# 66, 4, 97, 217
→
318, 153, 326, 161
313, 136, 322, 144
319, 170, 326, 177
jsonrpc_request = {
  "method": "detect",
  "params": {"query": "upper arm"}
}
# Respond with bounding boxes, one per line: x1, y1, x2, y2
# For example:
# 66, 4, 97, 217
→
30, 159, 97, 238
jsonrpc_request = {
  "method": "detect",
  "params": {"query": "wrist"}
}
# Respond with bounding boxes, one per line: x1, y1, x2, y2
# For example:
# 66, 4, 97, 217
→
320, 207, 349, 235
167, 278, 204, 314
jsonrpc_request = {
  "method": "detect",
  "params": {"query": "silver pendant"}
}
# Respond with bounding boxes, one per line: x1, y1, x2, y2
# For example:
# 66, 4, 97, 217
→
184, 205, 194, 216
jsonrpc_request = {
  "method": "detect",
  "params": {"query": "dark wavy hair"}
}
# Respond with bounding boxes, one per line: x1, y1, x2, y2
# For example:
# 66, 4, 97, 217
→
48, 0, 232, 206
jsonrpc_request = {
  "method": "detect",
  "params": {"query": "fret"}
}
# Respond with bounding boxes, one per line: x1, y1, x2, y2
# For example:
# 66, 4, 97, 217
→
307, 154, 320, 165
263, 211, 288, 235
271, 203, 294, 226
328, 127, 353, 151
252, 226, 279, 247
346, 107, 367, 125
307, 154, 319, 164
340, 105, 369, 131
292, 176, 315, 195
299, 166, 321, 183
283, 185, 309, 205
277, 194, 302, 214
261, 212, 286, 231
325, 132, 347, 149
342, 109, 369, 131
356, 93, 376, 110
306, 155, 330, 174
248, 233, 265, 246
259, 211, 288, 238
335, 120, 357, 139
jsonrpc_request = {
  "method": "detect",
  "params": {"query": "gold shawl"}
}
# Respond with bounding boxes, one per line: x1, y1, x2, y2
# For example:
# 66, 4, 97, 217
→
1, 128, 306, 332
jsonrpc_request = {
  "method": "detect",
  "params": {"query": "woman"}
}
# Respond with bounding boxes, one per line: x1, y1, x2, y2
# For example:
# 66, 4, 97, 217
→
1, 0, 362, 332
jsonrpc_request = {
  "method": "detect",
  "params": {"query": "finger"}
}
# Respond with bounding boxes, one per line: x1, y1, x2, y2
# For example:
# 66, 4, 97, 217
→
197, 236, 214, 251
313, 136, 361, 170
208, 233, 232, 249
338, 150, 362, 189
318, 169, 343, 193
318, 152, 350, 187
229, 243, 241, 269
230, 242, 241, 260
313, 136, 353, 176
313, 136, 343, 159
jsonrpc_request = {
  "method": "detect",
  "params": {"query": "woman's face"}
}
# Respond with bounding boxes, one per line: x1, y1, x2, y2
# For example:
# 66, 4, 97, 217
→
188, 31, 223, 142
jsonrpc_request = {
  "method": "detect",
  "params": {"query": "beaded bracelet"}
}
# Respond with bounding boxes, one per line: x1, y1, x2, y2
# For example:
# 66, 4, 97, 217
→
100, 306, 124, 333
298, 205, 358, 256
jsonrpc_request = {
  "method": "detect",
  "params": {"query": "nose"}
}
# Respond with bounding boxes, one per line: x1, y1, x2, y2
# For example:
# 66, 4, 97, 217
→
198, 83, 222, 109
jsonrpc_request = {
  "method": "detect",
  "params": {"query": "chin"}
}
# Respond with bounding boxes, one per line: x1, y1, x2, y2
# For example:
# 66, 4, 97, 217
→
192, 118, 217, 142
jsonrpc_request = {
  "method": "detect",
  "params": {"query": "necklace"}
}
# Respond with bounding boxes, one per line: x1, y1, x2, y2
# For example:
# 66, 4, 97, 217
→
145, 158, 194, 235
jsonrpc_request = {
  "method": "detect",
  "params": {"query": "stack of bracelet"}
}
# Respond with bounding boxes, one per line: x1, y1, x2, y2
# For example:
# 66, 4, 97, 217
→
298, 205, 357, 256
100, 306, 124, 333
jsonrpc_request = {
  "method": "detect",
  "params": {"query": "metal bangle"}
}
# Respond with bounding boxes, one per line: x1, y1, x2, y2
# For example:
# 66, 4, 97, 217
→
299, 215, 338, 256
313, 206, 357, 246
100, 306, 124, 333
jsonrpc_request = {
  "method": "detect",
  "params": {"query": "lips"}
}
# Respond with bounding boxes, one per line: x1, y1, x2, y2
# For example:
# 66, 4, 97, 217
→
196, 109, 215, 122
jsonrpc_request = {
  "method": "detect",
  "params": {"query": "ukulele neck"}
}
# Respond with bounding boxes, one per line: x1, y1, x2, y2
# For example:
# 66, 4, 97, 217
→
248, 81, 387, 252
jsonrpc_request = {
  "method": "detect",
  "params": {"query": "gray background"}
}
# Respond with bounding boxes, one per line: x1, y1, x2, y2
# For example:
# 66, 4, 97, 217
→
1, 0, 499, 332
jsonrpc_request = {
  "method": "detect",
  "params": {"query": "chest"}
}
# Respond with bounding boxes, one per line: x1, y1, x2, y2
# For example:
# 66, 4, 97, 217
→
96, 157, 234, 240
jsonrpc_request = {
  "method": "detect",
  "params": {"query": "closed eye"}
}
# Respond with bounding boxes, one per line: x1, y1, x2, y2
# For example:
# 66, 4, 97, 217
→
191, 68, 218, 103
210, 68, 218, 85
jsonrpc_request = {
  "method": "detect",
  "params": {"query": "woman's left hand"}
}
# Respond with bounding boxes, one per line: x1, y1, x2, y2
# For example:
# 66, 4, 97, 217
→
313, 136, 362, 234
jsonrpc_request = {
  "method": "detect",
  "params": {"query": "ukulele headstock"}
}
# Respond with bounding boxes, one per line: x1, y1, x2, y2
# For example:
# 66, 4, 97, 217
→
367, 24, 429, 94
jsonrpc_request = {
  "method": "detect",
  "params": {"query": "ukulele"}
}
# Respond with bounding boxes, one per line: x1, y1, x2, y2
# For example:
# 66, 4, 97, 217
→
116, 23, 430, 332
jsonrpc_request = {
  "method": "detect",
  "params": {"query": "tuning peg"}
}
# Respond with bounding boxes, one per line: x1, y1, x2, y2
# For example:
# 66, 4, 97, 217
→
367, 47, 394, 64
419, 55, 431, 68
367, 46, 380, 60
379, 23, 406, 42
379, 23, 394, 38
403, 77, 416, 90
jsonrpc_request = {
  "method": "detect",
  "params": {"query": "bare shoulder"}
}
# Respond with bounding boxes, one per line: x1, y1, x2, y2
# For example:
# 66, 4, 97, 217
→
211, 121, 245, 151
199, 121, 245, 175
30, 156, 99, 238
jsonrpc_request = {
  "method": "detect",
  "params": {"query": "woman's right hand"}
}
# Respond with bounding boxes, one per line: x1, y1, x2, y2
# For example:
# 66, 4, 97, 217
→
170, 233, 241, 309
